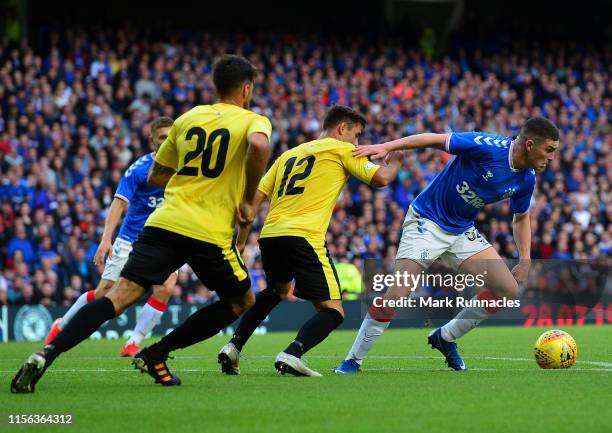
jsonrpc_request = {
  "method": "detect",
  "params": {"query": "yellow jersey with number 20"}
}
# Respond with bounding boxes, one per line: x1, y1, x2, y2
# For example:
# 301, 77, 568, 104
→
146, 103, 272, 247
258, 137, 380, 240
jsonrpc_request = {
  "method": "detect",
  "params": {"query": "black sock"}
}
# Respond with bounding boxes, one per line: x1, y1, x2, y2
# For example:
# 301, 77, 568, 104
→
230, 288, 282, 351
284, 309, 343, 358
47, 297, 116, 359
158, 300, 237, 353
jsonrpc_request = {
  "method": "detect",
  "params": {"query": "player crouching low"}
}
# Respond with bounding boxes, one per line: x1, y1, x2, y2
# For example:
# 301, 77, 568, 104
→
335, 117, 559, 373
218, 105, 402, 376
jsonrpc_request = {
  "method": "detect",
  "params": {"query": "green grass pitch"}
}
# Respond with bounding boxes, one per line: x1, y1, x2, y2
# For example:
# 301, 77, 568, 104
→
1, 325, 611, 433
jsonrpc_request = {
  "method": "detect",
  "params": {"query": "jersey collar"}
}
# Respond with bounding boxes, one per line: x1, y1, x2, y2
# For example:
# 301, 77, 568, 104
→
508, 140, 521, 172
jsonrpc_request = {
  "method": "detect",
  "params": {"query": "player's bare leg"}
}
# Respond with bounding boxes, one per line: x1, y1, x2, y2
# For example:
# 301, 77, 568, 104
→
12, 278, 146, 393
94, 279, 116, 298
104, 278, 149, 315
276, 299, 344, 377
135, 289, 255, 386
219, 281, 291, 374
427, 247, 519, 371
439, 247, 519, 343
337, 258, 423, 373
121, 272, 177, 357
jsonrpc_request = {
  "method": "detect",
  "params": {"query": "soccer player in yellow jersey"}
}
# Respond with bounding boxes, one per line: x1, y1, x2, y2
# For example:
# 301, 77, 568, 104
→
11, 55, 272, 393
218, 105, 402, 377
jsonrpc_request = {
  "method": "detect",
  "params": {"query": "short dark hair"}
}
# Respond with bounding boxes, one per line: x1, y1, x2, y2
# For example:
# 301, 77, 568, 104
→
519, 117, 559, 143
322, 105, 367, 131
212, 54, 257, 98
150, 116, 173, 133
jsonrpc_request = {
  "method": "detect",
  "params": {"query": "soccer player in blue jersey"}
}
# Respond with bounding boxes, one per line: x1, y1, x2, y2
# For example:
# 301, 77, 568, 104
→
335, 117, 559, 373
44, 117, 178, 357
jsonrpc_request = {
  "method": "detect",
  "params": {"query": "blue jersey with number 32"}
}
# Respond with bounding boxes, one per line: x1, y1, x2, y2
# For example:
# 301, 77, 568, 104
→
115, 153, 165, 243
411, 132, 536, 234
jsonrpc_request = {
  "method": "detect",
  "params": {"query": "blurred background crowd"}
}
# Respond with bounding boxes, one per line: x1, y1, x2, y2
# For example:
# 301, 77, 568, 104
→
0, 26, 610, 307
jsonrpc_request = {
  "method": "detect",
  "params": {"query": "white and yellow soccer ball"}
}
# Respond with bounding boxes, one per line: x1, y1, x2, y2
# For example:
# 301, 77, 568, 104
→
533, 329, 578, 369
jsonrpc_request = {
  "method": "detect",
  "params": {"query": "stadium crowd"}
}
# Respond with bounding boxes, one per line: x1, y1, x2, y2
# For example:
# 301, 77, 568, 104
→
0, 28, 610, 307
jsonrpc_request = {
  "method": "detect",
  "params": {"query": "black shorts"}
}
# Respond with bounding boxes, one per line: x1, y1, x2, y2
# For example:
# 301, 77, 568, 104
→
259, 236, 341, 301
121, 226, 250, 298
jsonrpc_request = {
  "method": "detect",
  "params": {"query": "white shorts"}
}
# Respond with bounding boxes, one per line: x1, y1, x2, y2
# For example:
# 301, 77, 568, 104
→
396, 206, 491, 270
101, 237, 133, 281
101, 237, 179, 283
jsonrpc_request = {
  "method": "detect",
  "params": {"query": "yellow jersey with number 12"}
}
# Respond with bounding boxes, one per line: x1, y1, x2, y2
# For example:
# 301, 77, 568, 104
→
258, 137, 380, 240
146, 103, 272, 246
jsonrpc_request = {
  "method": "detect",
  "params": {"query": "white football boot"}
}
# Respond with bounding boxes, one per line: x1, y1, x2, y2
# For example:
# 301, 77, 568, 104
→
274, 352, 322, 377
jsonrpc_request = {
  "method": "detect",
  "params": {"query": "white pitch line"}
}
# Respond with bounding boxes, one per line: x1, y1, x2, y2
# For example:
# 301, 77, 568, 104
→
576, 360, 612, 368
465, 356, 612, 368
2, 355, 610, 368
0, 367, 611, 374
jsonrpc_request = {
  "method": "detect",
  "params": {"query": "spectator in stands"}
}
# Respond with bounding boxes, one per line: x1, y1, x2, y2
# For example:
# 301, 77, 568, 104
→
7, 223, 35, 268
0, 27, 609, 306
168, 285, 184, 306
38, 236, 61, 273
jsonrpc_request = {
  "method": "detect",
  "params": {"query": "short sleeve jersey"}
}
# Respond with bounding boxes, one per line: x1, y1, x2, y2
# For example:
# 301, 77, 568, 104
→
146, 103, 272, 246
411, 132, 536, 234
259, 138, 380, 240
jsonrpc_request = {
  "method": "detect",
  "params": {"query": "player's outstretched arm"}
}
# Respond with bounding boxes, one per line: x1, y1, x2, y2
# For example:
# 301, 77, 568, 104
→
369, 151, 403, 187
93, 197, 128, 265
147, 161, 175, 189
354, 133, 449, 159
511, 212, 532, 286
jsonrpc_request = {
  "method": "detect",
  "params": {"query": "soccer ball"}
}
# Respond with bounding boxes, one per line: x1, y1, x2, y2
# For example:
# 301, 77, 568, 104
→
533, 329, 577, 369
